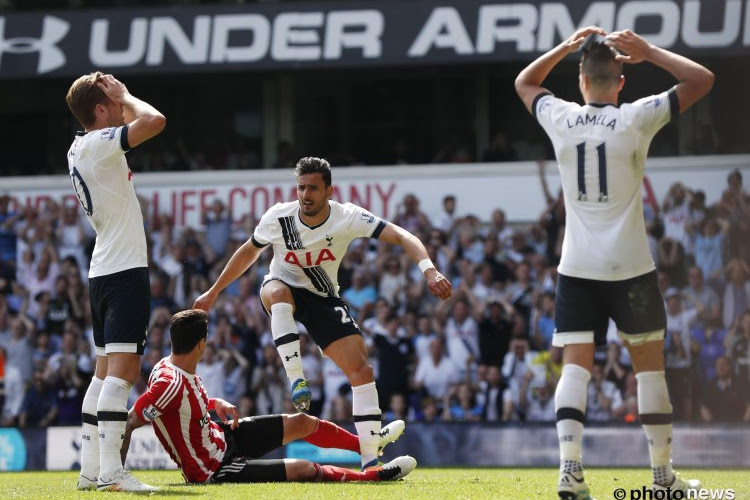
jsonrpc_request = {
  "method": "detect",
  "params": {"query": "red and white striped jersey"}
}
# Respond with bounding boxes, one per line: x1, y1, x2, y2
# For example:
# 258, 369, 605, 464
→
133, 357, 227, 483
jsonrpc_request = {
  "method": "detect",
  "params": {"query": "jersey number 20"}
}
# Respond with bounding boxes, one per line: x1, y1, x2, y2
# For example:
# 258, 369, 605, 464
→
70, 167, 94, 216
576, 141, 609, 202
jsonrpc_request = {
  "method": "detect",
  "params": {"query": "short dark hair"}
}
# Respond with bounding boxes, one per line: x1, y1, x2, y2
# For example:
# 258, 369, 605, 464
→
295, 157, 332, 186
66, 71, 108, 128
170, 309, 208, 355
580, 42, 622, 87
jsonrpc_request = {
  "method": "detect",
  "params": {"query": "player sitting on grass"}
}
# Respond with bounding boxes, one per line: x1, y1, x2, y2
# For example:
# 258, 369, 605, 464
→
121, 309, 413, 486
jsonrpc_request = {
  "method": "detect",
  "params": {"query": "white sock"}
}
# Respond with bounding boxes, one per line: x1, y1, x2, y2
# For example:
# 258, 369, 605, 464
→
270, 303, 305, 383
97, 376, 131, 481
636, 371, 674, 485
80, 377, 104, 480
352, 381, 381, 468
555, 364, 591, 472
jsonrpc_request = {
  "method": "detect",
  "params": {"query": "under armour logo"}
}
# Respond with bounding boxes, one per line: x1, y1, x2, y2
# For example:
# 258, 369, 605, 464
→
0, 16, 69, 74
371, 429, 389, 437
285, 352, 299, 361
325, 235, 333, 247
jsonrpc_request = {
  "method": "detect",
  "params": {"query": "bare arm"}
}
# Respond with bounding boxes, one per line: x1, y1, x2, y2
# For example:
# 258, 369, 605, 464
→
515, 26, 608, 114
96, 74, 166, 149
377, 223, 452, 300
604, 30, 714, 113
193, 239, 265, 311
120, 409, 147, 465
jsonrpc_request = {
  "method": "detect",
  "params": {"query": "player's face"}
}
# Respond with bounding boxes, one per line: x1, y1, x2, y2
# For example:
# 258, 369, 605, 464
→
297, 173, 332, 218
105, 99, 125, 127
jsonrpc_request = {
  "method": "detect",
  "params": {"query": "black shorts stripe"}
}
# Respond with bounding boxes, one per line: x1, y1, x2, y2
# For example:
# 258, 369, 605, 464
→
97, 410, 128, 422
371, 220, 386, 239
213, 459, 287, 483
556, 408, 585, 423
82, 413, 98, 426
353, 413, 382, 423
640, 413, 673, 425
273, 333, 300, 347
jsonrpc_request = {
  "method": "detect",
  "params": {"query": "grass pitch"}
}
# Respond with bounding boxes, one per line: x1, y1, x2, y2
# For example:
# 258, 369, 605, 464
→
0, 468, 748, 499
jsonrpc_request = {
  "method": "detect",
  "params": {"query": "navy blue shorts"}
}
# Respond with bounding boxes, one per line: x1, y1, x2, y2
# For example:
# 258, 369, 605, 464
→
555, 270, 666, 347
261, 279, 361, 350
89, 267, 150, 355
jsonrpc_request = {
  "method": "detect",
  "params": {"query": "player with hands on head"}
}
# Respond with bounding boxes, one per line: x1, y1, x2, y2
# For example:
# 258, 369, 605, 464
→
122, 309, 414, 485
516, 26, 713, 500
194, 156, 451, 471
66, 71, 165, 492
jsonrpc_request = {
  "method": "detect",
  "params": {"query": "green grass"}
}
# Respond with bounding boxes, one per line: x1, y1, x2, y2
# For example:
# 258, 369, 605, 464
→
0, 468, 748, 499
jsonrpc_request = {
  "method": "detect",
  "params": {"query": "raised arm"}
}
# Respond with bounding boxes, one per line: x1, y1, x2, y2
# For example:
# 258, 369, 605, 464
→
515, 26, 608, 114
377, 223, 452, 300
604, 29, 714, 113
193, 239, 265, 311
96, 74, 166, 148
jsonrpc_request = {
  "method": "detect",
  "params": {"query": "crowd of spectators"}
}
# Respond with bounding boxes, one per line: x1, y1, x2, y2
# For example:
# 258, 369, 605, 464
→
1, 164, 749, 429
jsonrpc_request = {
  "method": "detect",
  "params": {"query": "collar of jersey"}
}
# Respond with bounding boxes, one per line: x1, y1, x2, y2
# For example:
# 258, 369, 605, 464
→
164, 357, 196, 378
297, 203, 331, 230
586, 101, 618, 108
75, 131, 86, 136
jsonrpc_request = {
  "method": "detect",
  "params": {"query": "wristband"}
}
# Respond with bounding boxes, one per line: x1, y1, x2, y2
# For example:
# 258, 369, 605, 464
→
418, 259, 435, 273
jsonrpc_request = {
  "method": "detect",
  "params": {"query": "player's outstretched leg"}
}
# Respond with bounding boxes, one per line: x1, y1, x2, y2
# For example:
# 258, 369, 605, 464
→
352, 381, 382, 469
302, 417, 405, 457
270, 303, 309, 411
637, 371, 701, 494
555, 364, 594, 500
77, 376, 104, 490
313, 455, 417, 482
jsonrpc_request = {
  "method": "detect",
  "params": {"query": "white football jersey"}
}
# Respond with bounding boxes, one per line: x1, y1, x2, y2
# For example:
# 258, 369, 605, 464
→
252, 201, 386, 297
535, 89, 677, 281
66, 126, 147, 278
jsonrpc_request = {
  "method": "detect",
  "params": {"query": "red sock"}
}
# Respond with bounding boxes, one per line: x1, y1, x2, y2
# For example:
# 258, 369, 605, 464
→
304, 419, 360, 453
313, 463, 379, 482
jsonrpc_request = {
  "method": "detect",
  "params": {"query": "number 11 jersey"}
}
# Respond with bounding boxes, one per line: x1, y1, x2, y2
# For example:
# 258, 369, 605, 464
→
534, 89, 678, 281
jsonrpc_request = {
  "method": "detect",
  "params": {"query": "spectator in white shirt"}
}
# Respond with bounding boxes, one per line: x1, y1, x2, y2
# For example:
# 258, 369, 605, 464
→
586, 362, 625, 422
414, 337, 460, 401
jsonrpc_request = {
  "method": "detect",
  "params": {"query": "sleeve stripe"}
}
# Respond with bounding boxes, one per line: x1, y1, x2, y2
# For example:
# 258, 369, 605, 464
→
155, 372, 183, 409
120, 124, 131, 152
251, 235, 269, 248
531, 92, 553, 118
668, 88, 679, 123
371, 220, 386, 239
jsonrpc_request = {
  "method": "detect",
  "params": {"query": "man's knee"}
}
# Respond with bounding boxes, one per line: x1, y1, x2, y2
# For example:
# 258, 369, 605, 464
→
348, 363, 375, 386
288, 413, 319, 437
267, 284, 293, 304
285, 459, 317, 481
